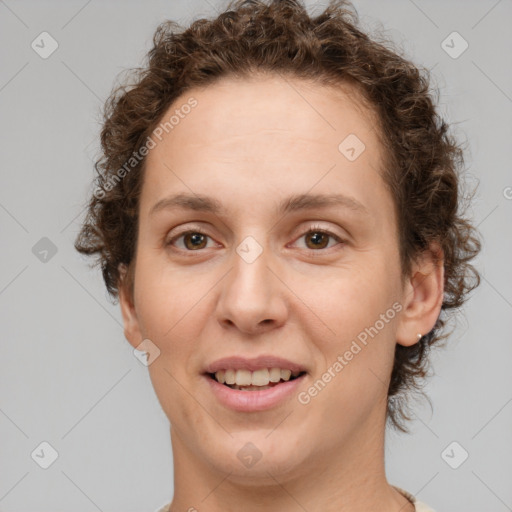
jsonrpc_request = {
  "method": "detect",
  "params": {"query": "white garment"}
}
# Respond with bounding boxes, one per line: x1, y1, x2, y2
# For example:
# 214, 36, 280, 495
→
154, 487, 436, 512
393, 485, 436, 512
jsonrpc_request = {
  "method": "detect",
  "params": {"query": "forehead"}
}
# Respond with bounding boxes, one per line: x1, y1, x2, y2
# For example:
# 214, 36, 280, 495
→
158, 74, 378, 154
141, 74, 391, 222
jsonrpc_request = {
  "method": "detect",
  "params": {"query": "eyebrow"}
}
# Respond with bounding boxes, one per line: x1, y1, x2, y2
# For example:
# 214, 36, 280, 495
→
149, 192, 369, 217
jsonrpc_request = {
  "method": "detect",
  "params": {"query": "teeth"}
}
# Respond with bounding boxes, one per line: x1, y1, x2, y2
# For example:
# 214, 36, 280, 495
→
280, 369, 291, 381
224, 369, 236, 385
269, 368, 281, 382
213, 367, 301, 387
232, 384, 274, 391
251, 368, 269, 386
235, 369, 252, 386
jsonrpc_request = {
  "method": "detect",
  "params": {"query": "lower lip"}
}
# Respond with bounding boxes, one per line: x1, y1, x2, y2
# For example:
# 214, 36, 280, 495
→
204, 374, 306, 412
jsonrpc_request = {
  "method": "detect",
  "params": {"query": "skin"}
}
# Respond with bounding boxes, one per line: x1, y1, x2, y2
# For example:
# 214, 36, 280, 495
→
118, 74, 444, 512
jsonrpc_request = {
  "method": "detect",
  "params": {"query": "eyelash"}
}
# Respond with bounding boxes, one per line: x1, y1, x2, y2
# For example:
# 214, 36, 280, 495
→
166, 224, 345, 254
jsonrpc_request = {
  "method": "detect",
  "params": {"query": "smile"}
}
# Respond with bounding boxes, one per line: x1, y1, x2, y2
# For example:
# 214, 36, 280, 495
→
208, 368, 305, 390
204, 371, 307, 412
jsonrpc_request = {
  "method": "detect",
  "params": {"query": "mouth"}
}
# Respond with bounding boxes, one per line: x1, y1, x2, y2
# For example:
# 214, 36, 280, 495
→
205, 368, 307, 391
202, 355, 309, 410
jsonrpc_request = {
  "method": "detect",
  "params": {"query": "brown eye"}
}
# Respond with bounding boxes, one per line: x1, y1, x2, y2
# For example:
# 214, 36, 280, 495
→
293, 225, 345, 251
167, 230, 214, 251
304, 231, 330, 250
183, 232, 208, 250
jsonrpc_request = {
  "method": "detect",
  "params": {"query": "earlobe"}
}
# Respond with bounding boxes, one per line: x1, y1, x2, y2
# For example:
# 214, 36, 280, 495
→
396, 242, 445, 347
118, 263, 143, 349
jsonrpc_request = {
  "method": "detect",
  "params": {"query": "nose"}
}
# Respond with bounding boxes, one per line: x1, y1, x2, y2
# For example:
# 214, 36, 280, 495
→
215, 239, 288, 335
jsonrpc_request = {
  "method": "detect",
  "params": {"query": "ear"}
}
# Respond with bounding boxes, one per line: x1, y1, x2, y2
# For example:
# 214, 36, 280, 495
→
395, 241, 445, 347
118, 263, 143, 350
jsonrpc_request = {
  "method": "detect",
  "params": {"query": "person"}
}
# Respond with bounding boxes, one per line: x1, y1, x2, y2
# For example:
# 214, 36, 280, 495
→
74, 1, 481, 510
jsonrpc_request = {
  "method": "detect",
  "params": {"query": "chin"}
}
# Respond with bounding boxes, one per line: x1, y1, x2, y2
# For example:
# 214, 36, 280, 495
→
204, 432, 309, 483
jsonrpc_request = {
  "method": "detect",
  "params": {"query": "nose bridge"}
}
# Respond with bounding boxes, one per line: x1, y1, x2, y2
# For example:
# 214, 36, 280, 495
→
230, 233, 273, 302
216, 232, 287, 332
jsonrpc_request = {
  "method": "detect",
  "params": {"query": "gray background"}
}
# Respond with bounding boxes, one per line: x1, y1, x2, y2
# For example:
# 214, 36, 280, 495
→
0, 0, 511, 511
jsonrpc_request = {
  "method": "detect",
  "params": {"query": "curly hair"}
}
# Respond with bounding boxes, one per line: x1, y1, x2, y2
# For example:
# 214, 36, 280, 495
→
75, 0, 482, 432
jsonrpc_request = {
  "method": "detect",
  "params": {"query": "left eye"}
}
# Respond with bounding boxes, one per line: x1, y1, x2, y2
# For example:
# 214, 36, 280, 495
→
292, 227, 344, 250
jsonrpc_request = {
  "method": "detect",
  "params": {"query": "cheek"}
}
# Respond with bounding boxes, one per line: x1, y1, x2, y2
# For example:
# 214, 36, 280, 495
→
133, 253, 206, 338
134, 258, 208, 422
295, 258, 400, 406
294, 259, 397, 341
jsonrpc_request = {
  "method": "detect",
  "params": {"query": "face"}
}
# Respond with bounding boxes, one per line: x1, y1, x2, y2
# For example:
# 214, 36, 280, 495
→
119, 74, 438, 484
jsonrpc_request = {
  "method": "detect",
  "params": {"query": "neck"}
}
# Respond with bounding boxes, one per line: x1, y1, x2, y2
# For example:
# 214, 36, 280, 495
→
167, 407, 414, 512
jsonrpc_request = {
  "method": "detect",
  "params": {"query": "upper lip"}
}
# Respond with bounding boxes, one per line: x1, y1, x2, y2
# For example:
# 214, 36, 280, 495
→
204, 355, 307, 374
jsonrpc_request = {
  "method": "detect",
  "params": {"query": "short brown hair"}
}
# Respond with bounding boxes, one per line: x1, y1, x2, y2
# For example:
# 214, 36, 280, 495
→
75, 0, 482, 432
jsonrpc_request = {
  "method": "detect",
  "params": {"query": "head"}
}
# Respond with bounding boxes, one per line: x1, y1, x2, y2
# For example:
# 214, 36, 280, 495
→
75, 0, 481, 479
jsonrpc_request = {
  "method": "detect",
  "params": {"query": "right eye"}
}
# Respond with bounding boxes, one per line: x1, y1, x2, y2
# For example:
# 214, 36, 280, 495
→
166, 230, 218, 251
